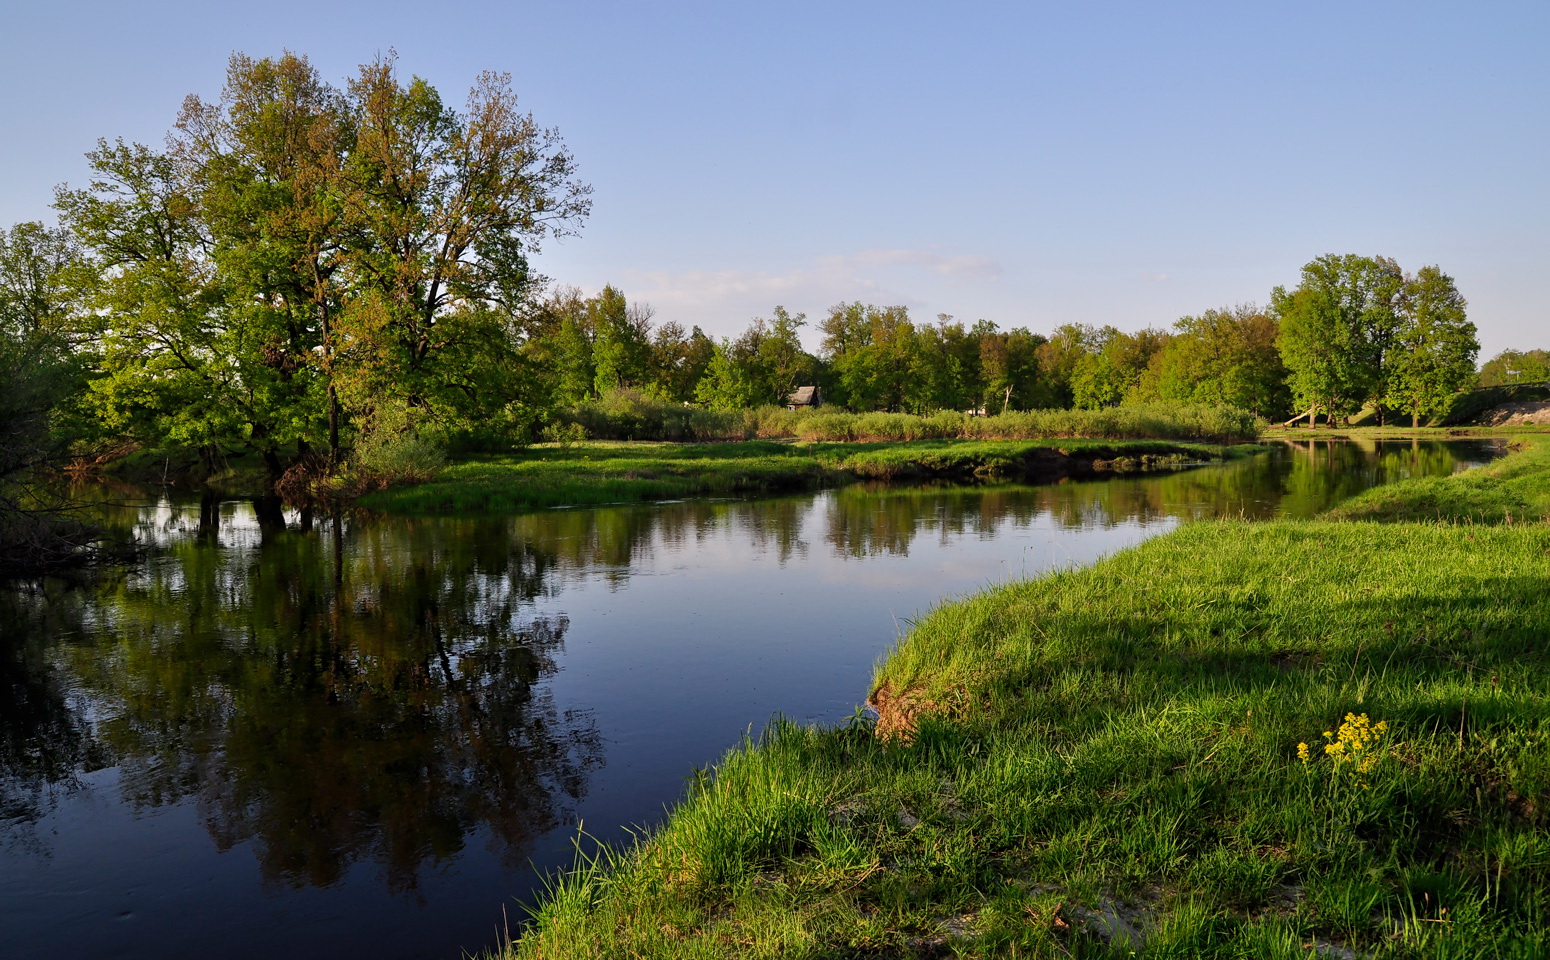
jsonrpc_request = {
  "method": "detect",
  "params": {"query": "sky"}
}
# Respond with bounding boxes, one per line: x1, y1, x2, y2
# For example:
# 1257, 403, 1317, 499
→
2, 1, 1545, 358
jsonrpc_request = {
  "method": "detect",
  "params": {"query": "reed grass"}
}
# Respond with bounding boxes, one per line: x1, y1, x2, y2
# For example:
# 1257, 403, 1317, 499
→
563, 394, 1263, 445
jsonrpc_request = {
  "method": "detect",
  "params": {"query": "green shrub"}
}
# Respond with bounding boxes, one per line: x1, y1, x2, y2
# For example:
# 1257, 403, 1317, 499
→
540, 421, 588, 449
351, 428, 446, 484
566, 389, 762, 441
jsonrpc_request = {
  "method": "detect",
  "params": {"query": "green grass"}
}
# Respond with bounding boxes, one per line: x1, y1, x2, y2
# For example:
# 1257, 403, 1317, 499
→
500, 445, 1550, 959
360, 439, 1255, 515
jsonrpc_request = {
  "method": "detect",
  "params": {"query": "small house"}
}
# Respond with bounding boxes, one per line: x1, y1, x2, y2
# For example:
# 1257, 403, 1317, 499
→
787, 385, 822, 410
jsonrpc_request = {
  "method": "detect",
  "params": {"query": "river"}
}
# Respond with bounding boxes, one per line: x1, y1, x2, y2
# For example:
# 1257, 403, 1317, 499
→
0, 438, 1502, 959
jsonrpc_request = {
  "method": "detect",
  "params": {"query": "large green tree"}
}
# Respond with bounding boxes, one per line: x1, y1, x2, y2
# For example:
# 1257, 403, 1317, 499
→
1272, 254, 1404, 425
56, 52, 590, 485
910, 316, 984, 414
55, 139, 273, 464
693, 342, 758, 410
0, 222, 96, 480
0, 222, 103, 572
590, 285, 652, 395
1033, 323, 1101, 409
332, 55, 590, 448
1478, 349, 1550, 387
979, 324, 1045, 412
649, 322, 715, 403
819, 303, 920, 411
1387, 266, 1478, 427
1071, 327, 1167, 409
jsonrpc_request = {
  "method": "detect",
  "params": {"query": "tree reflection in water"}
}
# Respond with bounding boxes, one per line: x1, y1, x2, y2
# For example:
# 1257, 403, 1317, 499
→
807, 439, 1501, 557
1, 590, 109, 837
4, 507, 604, 892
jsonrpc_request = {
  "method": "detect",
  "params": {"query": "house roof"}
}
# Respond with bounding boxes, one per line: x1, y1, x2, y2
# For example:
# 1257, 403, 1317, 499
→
788, 385, 819, 405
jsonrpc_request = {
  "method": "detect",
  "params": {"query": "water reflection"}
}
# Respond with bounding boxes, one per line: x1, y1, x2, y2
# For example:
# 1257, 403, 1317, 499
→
2, 517, 604, 892
814, 438, 1501, 556
0, 595, 109, 832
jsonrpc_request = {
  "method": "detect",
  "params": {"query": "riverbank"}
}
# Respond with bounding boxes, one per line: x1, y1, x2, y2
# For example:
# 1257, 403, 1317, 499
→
1327, 437, 1550, 523
503, 441, 1549, 958
1259, 423, 1550, 442
360, 439, 1262, 515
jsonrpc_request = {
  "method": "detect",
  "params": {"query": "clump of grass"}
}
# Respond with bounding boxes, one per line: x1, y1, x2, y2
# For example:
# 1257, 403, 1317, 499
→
500, 451, 1550, 958
961, 403, 1264, 445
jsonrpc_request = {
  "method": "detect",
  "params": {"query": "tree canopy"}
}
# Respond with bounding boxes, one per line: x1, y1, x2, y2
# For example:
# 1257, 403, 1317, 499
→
1272, 254, 1476, 426
54, 51, 591, 480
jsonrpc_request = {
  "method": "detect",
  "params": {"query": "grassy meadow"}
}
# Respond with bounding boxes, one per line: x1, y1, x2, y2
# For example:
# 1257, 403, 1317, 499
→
500, 440, 1550, 959
360, 438, 1256, 516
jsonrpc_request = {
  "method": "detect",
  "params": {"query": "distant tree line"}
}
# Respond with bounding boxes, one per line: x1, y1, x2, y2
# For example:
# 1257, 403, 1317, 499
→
1478, 349, 1550, 387
0, 51, 1525, 512
521, 252, 1484, 432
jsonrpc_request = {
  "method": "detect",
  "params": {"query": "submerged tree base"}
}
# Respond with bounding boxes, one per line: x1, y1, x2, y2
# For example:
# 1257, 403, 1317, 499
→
501, 442, 1550, 959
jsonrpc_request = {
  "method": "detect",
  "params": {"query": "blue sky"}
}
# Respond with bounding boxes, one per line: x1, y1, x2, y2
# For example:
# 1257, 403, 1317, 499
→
3, 1, 1545, 358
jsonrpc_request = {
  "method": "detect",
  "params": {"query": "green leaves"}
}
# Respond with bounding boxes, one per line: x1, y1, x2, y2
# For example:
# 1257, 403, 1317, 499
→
1274, 254, 1473, 425
51, 51, 591, 482
1388, 266, 1478, 425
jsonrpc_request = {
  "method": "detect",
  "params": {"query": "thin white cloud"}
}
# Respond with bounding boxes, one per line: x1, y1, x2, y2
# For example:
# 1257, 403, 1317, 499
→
614, 247, 1003, 340
821, 249, 1003, 282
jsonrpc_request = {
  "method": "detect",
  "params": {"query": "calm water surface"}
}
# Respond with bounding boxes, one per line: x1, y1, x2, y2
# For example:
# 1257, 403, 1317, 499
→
0, 439, 1502, 959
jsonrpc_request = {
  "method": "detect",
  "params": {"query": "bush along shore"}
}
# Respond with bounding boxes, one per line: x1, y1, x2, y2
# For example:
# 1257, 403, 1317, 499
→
359, 438, 1262, 516
501, 440, 1549, 959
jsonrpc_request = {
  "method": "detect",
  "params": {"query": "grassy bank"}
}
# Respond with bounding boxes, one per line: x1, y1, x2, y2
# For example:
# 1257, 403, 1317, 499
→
1327, 438, 1550, 524
1259, 424, 1550, 442
361, 439, 1256, 515
502, 446, 1550, 958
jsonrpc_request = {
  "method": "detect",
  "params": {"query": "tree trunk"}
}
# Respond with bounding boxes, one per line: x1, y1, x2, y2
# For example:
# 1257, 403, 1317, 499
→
1282, 405, 1317, 428
198, 491, 220, 542
253, 496, 286, 536
327, 385, 341, 467
260, 447, 283, 488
